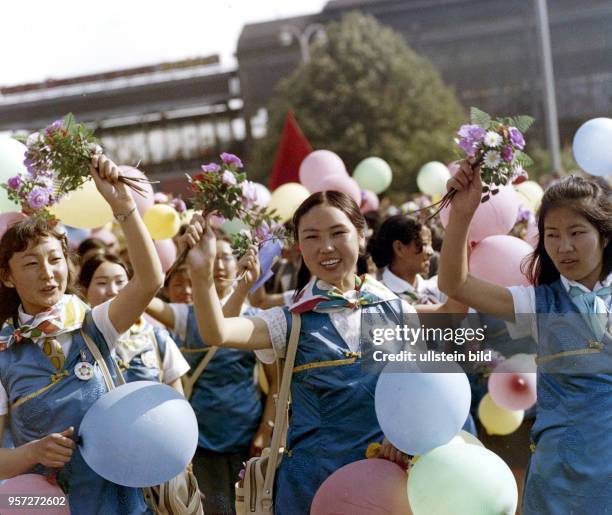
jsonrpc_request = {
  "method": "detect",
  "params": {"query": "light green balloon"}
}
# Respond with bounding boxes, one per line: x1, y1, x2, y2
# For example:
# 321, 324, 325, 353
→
353, 157, 392, 194
416, 161, 451, 196
221, 218, 249, 236
0, 138, 26, 213
408, 443, 517, 515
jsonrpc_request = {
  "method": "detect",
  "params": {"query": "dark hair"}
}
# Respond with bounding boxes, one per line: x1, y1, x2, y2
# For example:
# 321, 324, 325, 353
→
369, 215, 425, 268
77, 237, 106, 257
78, 253, 130, 291
292, 191, 366, 296
525, 175, 612, 285
0, 218, 79, 326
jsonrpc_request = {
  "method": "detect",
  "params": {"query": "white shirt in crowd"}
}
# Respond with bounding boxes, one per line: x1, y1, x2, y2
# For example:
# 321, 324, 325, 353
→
506, 273, 612, 342
381, 268, 446, 304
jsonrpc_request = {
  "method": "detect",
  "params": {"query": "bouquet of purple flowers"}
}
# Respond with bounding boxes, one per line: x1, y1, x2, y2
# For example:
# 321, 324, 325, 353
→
166, 153, 287, 280
3, 114, 152, 216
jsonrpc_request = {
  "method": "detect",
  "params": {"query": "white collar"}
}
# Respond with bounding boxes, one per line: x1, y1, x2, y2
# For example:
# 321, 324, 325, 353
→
560, 272, 612, 295
382, 267, 424, 294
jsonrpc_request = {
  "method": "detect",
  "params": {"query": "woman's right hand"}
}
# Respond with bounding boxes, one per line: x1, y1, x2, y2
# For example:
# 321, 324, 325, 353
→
181, 213, 217, 276
446, 159, 483, 218
27, 427, 75, 469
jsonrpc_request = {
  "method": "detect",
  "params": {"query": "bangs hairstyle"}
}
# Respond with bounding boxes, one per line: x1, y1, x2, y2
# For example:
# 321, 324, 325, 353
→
369, 215, 425, 269
0, 217, 79, 326
78, 252, 131, 291
291, 190, 366, 297
524, 175, 612, 285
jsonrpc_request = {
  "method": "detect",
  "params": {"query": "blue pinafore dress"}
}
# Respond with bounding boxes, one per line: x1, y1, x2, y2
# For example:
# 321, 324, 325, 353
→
115, 321, 168, 384
274, 300, 407, 514
173, 305, 262, 453
0, 313, 151, 515
523, 280, 612, 514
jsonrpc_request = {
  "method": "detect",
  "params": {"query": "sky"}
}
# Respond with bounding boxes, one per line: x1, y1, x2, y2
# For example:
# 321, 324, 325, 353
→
1, 0, 328, 87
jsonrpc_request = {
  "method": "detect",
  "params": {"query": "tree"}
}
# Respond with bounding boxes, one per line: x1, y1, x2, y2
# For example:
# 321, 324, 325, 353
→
249, 12, 466, 195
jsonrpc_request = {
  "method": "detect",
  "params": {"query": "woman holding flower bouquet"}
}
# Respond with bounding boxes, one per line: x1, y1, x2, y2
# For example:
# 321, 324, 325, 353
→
438, 162, 612, 514
146, 232, 273, 515
179, 191, 412, 514
0, 154, 164, 514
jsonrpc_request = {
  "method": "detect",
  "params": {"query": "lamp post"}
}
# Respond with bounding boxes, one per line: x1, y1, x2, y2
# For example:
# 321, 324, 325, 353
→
535, 0, 562, 172
279, 23, 327, 63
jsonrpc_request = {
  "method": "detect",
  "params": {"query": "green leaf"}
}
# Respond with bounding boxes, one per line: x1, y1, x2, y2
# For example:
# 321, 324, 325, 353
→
470, 107, 491, 128
510, 115, 535, 133
515, 151, 535, 168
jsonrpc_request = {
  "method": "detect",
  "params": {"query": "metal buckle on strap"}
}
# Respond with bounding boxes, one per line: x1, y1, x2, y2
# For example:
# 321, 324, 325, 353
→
50, 371, 69, 384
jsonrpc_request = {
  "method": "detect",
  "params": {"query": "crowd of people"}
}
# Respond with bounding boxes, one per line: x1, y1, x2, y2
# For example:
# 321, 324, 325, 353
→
0, 152, 610, 515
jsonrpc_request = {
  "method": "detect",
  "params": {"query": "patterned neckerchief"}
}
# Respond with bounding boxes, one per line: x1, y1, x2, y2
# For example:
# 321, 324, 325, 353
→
289, 274, 397, 314
0, 295, 89, 351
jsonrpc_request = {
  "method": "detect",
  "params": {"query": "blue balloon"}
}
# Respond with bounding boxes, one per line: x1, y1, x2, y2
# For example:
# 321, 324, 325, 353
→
572, 117, 612, 177
374, 361, 471, 456
79, 381, 198, 487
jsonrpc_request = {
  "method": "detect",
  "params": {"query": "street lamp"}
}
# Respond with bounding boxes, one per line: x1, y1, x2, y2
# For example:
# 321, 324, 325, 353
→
279, 23, 327, 63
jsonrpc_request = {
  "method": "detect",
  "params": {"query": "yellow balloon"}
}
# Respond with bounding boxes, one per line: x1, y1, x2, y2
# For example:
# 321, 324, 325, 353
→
478, 393, 524, 436
268, 183, 310, 223
50, 181, 113, 229
514, 181, 544, 212
143, 204, 181, 240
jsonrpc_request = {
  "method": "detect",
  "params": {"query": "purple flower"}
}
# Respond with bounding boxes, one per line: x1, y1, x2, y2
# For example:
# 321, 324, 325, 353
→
201, 163, 221, 173
501, 146, 514, 162
7, 175, 21, 191
253, 221, 270, 241
23, 157, 38, 175
456, 124, 486, 157
27, 188, 50, 210
221, 170, 237, 186
516, 205, 532, 223
172, 198, 187, 213
508, 127, 525, 150
45, 119, 64, 135
220, 152, 243, 168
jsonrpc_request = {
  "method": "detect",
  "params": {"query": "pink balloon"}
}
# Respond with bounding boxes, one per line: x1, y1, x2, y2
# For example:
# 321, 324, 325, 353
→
0, 212, 27, 240
299, 150, 347, 192
469, 235, 533, 287
119, 166, 154, 216
311, 459, 412, 515
0, 474, 69, 514
314, 175, 361, 205
360, 190, 380, 213
154, 239, 177, 273
440, 186, 520, 244
488, 371, 537, 411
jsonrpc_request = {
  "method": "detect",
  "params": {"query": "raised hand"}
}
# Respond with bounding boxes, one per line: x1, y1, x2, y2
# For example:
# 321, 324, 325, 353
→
181, 213, 217, 276
90, 154, 134, 214
237, 246, 261, 290
446, 159, 483, 218
27, 427, 76, 469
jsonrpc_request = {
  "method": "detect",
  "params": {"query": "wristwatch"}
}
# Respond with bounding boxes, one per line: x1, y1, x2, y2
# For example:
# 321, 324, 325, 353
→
114, 206, 136, 223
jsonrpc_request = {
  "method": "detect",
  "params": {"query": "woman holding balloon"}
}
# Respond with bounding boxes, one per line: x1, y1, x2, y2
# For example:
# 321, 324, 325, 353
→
78, 252, 189, 392
179, 191, 412, 514
439, 162, 611, 514
0, 155, 164, 514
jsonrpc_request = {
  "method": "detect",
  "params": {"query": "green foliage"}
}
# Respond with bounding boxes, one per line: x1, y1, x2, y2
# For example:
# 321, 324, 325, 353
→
249, 12, 466, 193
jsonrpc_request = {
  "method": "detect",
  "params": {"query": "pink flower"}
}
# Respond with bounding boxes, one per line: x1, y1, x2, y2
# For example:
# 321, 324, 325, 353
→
201, 163, 221, 173
221, 170, 237, 186
241, 181, 259, 208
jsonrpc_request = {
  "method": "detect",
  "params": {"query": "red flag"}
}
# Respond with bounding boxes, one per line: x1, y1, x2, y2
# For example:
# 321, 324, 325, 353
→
268, 111, 313, 190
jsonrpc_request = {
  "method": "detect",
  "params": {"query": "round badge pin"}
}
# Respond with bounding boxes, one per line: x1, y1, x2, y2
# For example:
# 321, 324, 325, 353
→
74, 362, 94, 381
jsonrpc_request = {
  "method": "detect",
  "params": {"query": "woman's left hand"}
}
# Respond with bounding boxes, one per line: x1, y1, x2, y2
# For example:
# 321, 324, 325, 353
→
90, 154, 134, 213
377, 438, 410, 469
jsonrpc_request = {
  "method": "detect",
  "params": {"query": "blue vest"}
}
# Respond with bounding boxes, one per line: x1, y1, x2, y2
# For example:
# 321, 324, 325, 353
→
274, 300, 404, 515
173, 305, 261, 453
523, 280, 612, 514
0, 313, 151, 515
116, 322, 168, 384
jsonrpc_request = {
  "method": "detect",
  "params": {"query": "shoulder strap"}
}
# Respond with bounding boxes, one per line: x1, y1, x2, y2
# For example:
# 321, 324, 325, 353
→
262, 312, 301, 499
81, 330, 126, 391
182, 347, 218, 400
